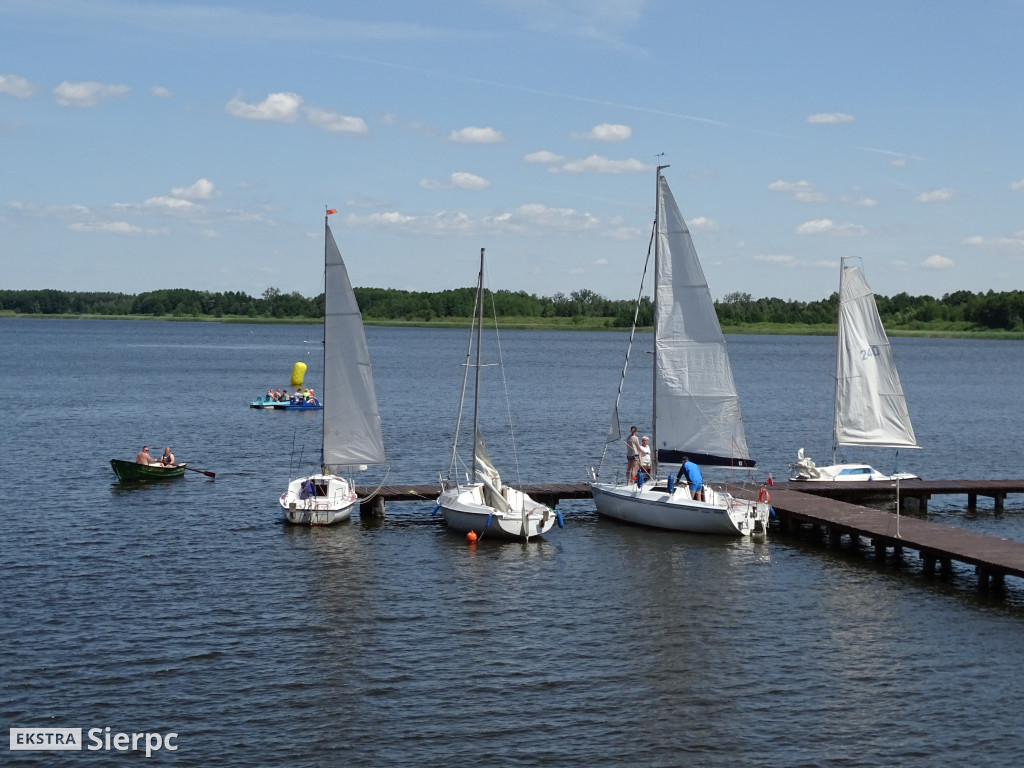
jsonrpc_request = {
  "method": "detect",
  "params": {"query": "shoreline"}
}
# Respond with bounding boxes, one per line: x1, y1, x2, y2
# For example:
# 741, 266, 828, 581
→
1, 312, 1021, 340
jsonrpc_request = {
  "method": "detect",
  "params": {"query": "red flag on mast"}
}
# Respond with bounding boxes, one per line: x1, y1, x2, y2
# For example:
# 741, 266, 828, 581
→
326, 209, 337, 215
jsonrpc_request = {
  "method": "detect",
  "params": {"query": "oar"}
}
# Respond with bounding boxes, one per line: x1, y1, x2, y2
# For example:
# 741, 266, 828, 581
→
182, 465, 216, 479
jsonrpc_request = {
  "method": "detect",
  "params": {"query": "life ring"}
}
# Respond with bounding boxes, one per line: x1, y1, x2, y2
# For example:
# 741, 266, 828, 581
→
759, 487, 771, 504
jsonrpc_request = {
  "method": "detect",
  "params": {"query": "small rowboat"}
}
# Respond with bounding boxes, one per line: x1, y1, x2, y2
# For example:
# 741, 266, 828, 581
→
110, 459, 187, 482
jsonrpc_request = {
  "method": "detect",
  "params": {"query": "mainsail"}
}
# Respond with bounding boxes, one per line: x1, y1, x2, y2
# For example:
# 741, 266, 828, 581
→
653, 176, 752, 467
321, 222, 386, 469
834, 258, 918, 449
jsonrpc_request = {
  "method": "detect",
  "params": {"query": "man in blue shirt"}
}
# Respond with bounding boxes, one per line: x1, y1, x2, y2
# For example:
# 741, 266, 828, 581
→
675, 456, 704, 502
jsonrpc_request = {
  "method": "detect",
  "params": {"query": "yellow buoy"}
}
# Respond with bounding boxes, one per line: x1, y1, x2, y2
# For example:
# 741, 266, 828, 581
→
290, 361, 307, 388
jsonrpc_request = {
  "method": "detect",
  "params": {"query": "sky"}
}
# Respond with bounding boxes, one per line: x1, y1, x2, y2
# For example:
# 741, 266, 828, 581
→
1, 0, 1023, 303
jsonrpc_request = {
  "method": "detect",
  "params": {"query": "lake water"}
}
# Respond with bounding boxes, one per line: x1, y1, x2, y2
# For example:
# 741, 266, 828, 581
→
3, 318, 1024, 766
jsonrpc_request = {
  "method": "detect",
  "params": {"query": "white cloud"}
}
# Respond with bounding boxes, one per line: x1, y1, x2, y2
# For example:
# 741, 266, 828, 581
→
524, 151, 565, 164
54, 80, 130, 107
594, 258, 609, 266
142, 196, 199, 211
489, 203, 600, 233
916, 188, 954, 203
344, 202, 603, 236
1011, 179, 1024, 192
171, 178, 215, 200
225, 92, 302, 122
450, 172, 491, 190
304, 106, 368, 134
768, 179, 827, 203
922, 254, 955, 270
449, 126, 505, 144
963, 232, 1024, 252
571, 123, 631, 142
890, 157, 908, 168
754, 254, 797, 265
151, 85, 172, 99
420, 173, 492, 190
847, 197, 879, 207
553, 155, 651, 175
68, 221, 147, 235
806, 112, 855, 124
7, 201, 92, 219
689, 217, 717, 231
796, 219, 866, 236
0, 74, 35, 99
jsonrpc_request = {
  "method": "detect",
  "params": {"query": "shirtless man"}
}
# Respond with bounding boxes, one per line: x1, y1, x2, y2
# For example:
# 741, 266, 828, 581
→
135, 446, 156, 465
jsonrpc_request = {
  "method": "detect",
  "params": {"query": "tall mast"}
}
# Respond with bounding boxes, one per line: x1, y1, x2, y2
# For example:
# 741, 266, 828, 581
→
831, 257, 844, 465
471, 247, 485, 478
652, 164, 669, 478
321, 212, 329, 472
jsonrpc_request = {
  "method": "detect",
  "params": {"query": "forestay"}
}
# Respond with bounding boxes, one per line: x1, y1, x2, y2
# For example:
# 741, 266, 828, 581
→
834, 258, 919, 449
322, 222, 386, 469
653, 176, 752, 467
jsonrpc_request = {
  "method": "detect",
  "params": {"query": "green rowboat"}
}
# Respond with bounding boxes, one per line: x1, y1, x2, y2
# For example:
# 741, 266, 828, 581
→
110, 459, 187, 482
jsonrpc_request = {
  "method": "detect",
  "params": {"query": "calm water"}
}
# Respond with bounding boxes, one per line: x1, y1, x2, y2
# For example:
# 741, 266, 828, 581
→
3, 318, 1024, 766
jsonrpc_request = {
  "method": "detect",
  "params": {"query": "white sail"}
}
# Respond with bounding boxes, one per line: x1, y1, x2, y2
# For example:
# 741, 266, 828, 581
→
322, 222, 386, 468
834, 258, 918, 449
653, 176, 751, 467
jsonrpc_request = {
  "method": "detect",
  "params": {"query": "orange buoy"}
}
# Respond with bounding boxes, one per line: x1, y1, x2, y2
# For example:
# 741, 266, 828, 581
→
466, 530, 478, 542
759, 487, 771, 504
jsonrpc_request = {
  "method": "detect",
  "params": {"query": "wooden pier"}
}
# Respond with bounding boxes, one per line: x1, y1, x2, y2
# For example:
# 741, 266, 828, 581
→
778, 478, 1024, 512
360, 479, 1024, 592
767, 487, 1024, 590
358, 482, 592, 516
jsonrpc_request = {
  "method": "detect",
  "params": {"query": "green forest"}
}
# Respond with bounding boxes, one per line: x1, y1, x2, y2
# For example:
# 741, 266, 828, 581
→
1, 286, 1023, 334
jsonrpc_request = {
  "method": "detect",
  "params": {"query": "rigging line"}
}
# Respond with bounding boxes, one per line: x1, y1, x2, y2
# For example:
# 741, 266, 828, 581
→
484, 264, 522, 486
448, 275, 482, 482
598, 217, 656, 474
356, 463, 393, 504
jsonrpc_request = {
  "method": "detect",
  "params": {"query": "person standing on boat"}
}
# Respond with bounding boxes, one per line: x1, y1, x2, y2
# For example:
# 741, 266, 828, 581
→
626, 426, 642, 483
675, 457, 705, 502
160, 447, 175, 466
639, 436, 652, 480
135, 446, 156, 465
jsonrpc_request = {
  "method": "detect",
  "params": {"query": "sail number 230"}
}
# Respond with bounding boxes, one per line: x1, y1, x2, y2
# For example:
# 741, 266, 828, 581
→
859, 345, 881, 360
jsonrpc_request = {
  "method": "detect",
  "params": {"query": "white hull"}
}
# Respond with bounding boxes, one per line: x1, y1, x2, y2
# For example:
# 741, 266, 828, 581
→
437, 483, 557, 541
591, 480, 769, 536
790, 456, 918, 483
279, 473, 356, 525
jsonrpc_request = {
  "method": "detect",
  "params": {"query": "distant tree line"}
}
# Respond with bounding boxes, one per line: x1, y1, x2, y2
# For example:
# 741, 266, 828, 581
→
1, 286, 1022, 331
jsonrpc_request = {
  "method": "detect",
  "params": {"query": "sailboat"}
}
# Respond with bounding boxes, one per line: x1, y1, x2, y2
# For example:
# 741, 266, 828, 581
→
436, 248, 561, 541
790, 257, 920, 482
589, 167, 770, 536
279, 211, 386, 525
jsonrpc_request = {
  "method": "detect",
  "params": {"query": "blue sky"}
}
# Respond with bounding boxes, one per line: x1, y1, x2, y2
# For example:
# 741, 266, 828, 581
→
2, 0, 1022, 303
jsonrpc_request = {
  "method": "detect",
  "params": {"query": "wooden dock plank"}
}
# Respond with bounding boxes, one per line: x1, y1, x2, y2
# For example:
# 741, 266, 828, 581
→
769, 488, 1024, 579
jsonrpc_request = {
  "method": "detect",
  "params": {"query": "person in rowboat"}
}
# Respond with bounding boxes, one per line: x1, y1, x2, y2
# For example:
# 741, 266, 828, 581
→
135, 446, 156, 465
161, 447, 175, 466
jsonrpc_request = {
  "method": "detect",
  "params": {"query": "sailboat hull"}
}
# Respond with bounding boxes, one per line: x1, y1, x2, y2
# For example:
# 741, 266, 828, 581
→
591, 481, 768, 536
279, 474, 356, 525
438, 483, 557, 541
790, 460, 918, 483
